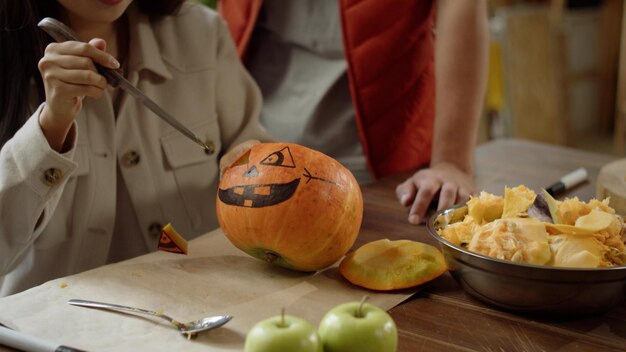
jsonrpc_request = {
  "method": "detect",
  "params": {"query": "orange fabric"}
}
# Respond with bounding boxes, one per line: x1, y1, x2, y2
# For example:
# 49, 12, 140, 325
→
218, 0, 262, 58
220, 0, 436, 179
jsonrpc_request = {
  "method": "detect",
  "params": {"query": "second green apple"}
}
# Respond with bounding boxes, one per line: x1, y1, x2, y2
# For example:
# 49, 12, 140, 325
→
318, 300, 398, 352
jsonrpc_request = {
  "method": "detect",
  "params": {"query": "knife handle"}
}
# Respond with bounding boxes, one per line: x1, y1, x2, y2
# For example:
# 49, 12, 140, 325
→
37, 17, 122, 87
0, 326, 87, 352
56, 347, 88, 352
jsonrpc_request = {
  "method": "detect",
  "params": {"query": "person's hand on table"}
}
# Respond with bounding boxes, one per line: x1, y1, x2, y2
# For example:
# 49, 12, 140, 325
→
219, 139, 261, 178
395, 162, 474, 224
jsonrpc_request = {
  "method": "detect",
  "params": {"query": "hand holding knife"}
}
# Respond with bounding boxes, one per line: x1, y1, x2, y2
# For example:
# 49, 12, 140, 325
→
37, 17, 213, 154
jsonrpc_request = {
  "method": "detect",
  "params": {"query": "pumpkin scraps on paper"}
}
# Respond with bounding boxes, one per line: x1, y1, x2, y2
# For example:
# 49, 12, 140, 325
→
157, 223, 189, 255
216, 143, 363, 272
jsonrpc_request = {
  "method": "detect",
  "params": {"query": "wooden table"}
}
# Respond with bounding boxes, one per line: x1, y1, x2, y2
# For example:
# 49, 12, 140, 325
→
1, 138, 623, 352
361, 138, 624, 352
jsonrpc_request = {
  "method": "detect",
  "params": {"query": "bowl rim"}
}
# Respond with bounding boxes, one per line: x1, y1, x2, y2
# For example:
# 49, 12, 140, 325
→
427, 204, 626, 273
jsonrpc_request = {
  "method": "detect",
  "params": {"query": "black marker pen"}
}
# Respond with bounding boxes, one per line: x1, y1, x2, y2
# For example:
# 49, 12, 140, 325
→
546, 167, 589, 196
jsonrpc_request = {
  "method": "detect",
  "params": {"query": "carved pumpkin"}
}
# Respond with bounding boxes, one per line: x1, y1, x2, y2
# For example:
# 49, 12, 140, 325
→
216, 143, 363, 272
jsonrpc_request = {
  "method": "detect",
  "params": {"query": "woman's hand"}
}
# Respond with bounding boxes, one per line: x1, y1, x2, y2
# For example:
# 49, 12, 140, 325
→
395, 162, 474, 224
37, 38, 120, 151
219, 139, 261, 178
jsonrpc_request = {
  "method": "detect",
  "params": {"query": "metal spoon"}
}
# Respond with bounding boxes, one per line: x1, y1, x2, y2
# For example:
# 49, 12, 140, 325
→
68, 299, 232, 337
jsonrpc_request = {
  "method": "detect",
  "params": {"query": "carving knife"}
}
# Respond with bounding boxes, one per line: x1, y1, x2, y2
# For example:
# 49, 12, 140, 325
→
0, 325, 86, 352
37, 17, 213, 154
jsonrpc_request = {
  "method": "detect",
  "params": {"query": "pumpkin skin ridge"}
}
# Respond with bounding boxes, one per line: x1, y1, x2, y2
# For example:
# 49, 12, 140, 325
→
289, 179, 362, 269
221, 222, 304, 270
269, 195, 361, 272
265, 151, 316, 257
265, 159, 358, 270
224, 202, 315, 270
236, 206, 309, 271
298, 187, 363, 262
218, 206, 259, 248
268, 198, 313, 265
220, 203, 336, 271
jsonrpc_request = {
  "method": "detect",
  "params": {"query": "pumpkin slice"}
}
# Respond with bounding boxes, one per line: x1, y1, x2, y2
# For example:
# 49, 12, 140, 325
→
467, 191, 504, 224
502, 185, 536, 218
548, 234, 603, 268
544, 210, 613, 236
339, 239, 447, 291
544, 223, 595, 236
157, 223, 188, 255
574, 209, 614, 232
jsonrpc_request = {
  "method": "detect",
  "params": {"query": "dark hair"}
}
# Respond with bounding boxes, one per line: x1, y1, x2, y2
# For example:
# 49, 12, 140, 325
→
0, 0, 185, 147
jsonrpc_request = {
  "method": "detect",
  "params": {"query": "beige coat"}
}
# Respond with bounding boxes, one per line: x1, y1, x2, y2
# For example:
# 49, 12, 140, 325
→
0, 2, 270, 296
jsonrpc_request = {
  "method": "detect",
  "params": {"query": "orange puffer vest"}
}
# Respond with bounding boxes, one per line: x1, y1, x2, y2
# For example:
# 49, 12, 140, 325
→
220, 0, 435, 179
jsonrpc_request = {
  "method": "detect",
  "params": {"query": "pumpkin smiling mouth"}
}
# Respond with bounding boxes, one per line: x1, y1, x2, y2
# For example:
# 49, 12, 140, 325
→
218, 178, 301, 208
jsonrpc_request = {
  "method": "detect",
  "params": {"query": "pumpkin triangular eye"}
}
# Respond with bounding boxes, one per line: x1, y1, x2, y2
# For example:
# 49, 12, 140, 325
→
157, 223, 188, 255
260, 147, 296, 168
230, 149, 251, 167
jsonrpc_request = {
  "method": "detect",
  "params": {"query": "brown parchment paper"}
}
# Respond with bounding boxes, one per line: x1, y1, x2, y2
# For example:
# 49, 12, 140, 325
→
0, 229, 416, 351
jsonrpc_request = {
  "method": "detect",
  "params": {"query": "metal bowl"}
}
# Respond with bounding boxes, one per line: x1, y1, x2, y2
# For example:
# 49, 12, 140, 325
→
427, 205, 626, 317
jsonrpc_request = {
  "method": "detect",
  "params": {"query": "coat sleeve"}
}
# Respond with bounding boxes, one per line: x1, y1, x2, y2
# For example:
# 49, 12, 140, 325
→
213, 15, 274, 154
0, 104, 78, 276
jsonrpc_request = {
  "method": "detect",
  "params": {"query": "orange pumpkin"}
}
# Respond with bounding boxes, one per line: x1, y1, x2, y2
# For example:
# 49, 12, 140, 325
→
216, 143, 363, 272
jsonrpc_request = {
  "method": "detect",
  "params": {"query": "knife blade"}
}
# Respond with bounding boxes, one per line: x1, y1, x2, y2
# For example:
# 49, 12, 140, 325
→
37, 17, 213, 154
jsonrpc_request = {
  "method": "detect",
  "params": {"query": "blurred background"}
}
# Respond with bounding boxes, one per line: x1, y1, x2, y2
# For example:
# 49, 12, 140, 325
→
199, 0, 624, 156
482, 0, 623, 155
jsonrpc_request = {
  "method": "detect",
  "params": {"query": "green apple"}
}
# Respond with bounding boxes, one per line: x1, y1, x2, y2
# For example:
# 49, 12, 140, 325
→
318, 298, 398, 352
244, 310, 323, 352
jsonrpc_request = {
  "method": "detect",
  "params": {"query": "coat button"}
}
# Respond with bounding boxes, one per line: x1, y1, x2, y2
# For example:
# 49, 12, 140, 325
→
148, 222, 163, 238
43, 168, 62, 186
121, 151, 140, 167
204, 140, 215, 155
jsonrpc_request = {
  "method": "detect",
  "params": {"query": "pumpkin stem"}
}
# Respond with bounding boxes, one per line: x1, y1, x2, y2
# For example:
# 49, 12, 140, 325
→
264, 251, 280, 263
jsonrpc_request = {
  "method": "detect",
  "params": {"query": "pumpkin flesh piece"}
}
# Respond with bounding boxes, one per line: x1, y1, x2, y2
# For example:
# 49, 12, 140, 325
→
502, 185, 536, 219
574, 209, 614, 232
339, 239, 447, 291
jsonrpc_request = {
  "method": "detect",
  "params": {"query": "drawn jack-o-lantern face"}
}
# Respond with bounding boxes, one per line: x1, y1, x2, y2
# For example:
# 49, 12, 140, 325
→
216, 143, 363, 272
218, 145, 337, 208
